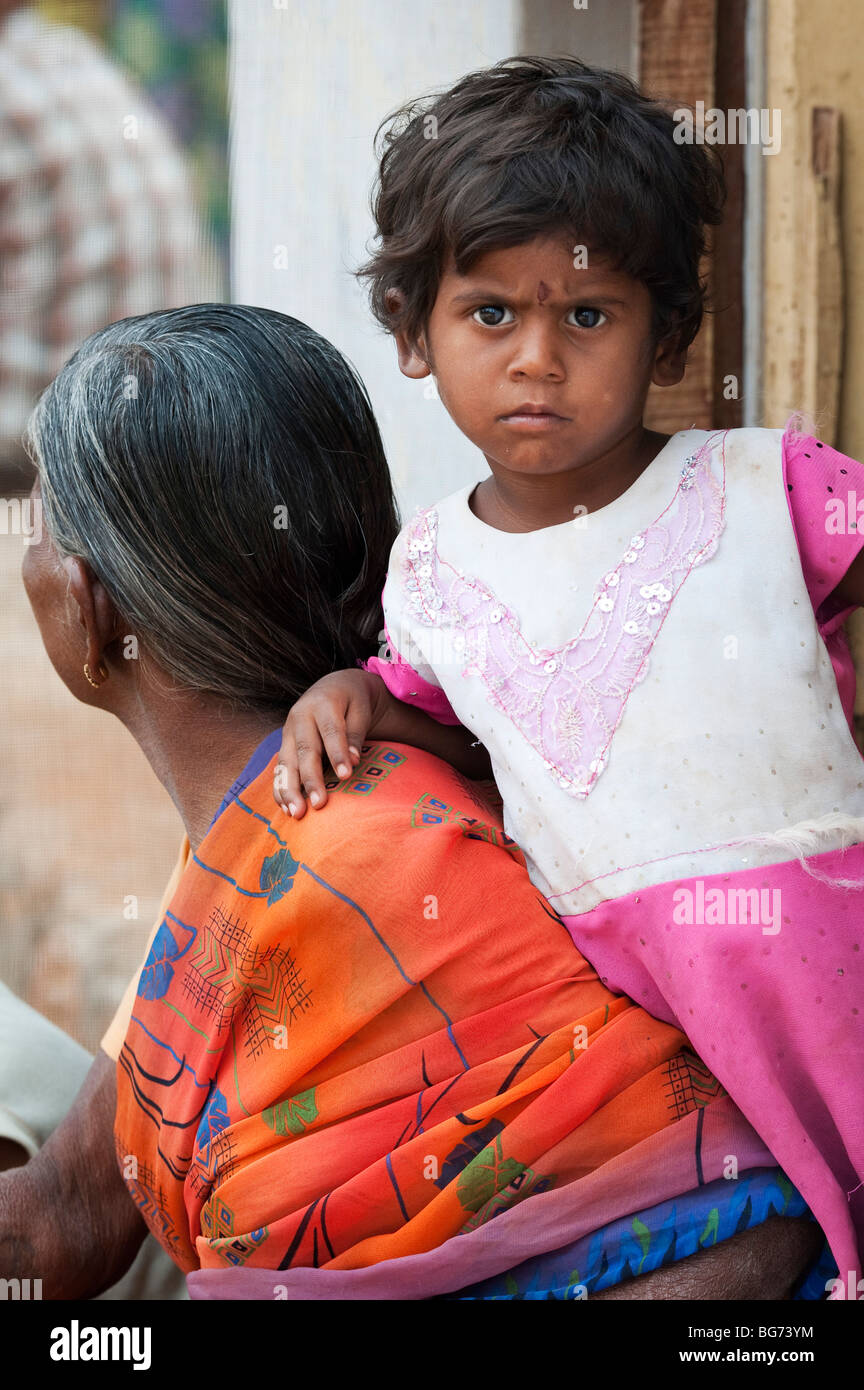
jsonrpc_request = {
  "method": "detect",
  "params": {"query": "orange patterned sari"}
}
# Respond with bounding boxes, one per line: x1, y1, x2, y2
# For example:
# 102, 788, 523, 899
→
116, 735, 774, 1286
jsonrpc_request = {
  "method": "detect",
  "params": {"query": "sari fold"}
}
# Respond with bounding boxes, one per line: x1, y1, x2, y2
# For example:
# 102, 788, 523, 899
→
115, 739, 799, 1293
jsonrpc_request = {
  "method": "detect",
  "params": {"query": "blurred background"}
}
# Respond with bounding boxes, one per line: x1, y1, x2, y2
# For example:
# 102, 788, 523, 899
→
1, 0, 862, 1052
0, 0, 227, 1050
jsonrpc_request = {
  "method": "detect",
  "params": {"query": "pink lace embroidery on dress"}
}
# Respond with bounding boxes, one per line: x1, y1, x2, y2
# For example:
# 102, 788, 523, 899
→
402, 434, 728, 797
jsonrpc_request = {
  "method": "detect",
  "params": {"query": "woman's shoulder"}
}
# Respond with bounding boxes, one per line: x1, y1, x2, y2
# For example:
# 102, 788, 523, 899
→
205, 740, 522, 888
172, 740, 534, 990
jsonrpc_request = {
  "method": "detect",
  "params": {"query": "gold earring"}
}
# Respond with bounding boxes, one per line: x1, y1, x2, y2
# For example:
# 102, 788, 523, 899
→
83, 662, 107, 688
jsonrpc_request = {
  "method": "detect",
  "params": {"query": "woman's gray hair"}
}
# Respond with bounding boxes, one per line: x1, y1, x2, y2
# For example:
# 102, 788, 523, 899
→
25, 304, 399, 712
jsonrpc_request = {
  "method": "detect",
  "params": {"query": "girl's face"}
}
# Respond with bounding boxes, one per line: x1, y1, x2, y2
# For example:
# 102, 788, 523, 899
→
395, 234, 685, 480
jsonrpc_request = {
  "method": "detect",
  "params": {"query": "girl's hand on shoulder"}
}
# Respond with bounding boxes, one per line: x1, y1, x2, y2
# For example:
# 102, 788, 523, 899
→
274, 669, 381, 818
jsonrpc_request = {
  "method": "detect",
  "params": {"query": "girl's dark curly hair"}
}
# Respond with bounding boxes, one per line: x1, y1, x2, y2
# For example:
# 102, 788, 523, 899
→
358, 54, 726, 356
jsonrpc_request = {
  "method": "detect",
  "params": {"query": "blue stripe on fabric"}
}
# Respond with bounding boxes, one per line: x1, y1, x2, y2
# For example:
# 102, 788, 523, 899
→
208, 728, 282, 829
231, 795, 289, 846
386, 1152, 410, 1223
201, 727, 470, 1072
300, 862, 470, 1072
127, 1013, 211, 1089
191, 852, 270, 897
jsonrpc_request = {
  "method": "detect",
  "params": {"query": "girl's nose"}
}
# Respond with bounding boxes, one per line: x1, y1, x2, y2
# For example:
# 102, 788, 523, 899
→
506, 322, 566, 380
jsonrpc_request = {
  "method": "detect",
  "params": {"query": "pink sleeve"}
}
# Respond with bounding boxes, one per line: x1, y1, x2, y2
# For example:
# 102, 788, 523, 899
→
782, 427, 864, 735
782, 429, 864, 630
360, 635, 462, 728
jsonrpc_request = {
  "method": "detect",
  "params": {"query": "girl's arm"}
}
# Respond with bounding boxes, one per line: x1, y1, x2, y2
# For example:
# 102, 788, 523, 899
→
829, 546, 864, 608
784, 429, 864, 612
275, 667, 492, 818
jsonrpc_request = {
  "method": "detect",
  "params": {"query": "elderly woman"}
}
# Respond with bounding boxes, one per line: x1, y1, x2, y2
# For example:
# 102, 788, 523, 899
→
7, 304, 825, 1299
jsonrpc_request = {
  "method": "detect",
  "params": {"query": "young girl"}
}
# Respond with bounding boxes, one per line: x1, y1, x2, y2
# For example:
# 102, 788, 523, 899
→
274, 56, 864, 1284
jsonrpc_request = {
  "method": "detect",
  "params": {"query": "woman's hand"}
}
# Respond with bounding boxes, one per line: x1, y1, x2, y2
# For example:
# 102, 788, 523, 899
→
274, 668, 388, 818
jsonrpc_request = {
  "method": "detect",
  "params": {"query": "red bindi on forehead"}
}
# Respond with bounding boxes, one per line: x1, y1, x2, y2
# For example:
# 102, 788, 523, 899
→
536, 281, 550, 304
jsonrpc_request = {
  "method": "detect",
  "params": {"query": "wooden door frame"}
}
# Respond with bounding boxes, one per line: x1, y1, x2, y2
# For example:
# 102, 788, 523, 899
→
640, 0, 747, 432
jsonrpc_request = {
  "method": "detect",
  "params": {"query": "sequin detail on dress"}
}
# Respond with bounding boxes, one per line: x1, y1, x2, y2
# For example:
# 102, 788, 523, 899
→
402, 437, 727, 797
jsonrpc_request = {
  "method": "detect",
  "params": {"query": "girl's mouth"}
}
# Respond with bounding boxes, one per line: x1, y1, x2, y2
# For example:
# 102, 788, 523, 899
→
499, 407, 570, 430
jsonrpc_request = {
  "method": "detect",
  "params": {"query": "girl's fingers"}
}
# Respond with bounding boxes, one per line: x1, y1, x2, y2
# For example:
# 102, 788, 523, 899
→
342, 693, 371, 768
273, 758, 306, 819
318, 716, 356, 783
274, 693, 367, 818
294, 723, 329, 811
345, 732, 366, 766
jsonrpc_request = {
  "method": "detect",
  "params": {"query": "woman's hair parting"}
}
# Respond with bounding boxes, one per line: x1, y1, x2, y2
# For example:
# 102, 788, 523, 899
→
26, 303, 400, 714
358, 54, 726, 355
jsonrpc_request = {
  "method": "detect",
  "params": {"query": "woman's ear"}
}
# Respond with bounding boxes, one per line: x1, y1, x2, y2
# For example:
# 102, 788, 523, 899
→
385, 288, 432, 380
63, 555, 121, 681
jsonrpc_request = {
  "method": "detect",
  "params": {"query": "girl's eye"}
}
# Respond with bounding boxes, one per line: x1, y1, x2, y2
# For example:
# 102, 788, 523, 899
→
472, 305, 515, 327
567, 306, 607, 329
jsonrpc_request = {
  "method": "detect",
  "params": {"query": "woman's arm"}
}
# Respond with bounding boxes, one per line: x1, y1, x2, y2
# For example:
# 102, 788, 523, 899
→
0, 1051, 147, 1299
593, 1216, 825, 1300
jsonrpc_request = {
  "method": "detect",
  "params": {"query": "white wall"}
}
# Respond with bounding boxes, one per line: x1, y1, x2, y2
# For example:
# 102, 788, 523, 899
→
229, 0, 638, 518
519, 0, 639, 77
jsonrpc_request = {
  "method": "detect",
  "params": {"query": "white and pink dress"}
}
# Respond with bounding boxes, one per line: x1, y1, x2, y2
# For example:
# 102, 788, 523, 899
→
365, 424, 864, 1280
